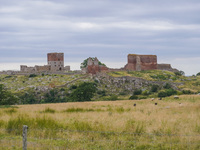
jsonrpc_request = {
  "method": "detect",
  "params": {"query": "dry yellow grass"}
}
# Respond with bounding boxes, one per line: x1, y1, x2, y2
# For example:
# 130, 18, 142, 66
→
0, 95, 200, 149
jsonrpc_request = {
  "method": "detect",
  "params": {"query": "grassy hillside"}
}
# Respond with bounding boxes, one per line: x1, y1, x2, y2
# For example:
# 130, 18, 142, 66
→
108, 70, 200, 92
0, 95, 200, 149
1, 70, 200, 105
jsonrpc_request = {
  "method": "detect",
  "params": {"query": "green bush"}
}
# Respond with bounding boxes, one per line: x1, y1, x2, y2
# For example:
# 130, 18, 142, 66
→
29, 74, 37, 78
129, 95, 138, 100
70, 82, 97, 102
0, 84, 18, 105
97, 90, 106, 96
4, 75, 12, 79
139, 96, 148, 99
69, 85, 77, 90
107, 95, 118, 101
182, 90, 193, 94
158, 91, 167, 98
142, 90, 150, 96
163, 83, 171, 89
165, 88, 177, 96
158, 88, 177, 98
174, 71, 184, 76
151, 85, 159, 92
196, 72, 200, 76
134, 89, 142, 95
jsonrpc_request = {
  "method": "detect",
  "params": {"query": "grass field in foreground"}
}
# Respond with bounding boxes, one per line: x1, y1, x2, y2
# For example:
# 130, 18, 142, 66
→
0, 95, 200, 149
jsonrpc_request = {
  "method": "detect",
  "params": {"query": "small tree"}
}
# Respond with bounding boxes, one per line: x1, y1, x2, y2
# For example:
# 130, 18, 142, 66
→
0, 84, 17, 105
174, 70, 185, 76
70, 82, 97, 102
196, 72, 200, 76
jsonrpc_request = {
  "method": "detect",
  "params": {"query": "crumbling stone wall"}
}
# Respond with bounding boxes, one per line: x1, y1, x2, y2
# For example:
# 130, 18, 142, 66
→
20, 65, 36, 72
86, 57, 109, 74
124, 54, 157, 71
20, 52, 70, 73
157, 64, 179, 72
35, 65, 51, 72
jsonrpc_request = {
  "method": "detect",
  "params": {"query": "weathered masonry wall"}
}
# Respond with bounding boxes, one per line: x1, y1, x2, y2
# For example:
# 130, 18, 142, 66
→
124, 54, 157, 71
47, 53, 64, 71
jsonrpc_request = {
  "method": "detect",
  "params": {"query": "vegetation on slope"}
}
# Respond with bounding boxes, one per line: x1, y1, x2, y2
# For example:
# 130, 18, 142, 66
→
0, 70, 200, 105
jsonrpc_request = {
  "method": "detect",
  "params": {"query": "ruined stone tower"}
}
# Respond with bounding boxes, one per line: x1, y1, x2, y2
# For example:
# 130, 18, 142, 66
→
47, 53, 64, 71
124, 54, 157, 71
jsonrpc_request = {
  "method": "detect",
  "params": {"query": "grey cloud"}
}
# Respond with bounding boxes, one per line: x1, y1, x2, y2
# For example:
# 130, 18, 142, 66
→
0, 0, 200, 75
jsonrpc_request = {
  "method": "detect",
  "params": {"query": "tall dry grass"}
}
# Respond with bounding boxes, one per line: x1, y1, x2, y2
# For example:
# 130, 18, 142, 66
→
0, 95, 200, 149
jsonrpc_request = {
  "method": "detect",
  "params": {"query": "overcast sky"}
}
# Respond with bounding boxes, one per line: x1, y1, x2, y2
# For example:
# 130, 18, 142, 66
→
0, 0, 200, 75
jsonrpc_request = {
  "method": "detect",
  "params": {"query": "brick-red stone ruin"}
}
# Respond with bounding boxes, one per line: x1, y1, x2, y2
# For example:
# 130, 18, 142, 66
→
124, 54, 158, 71
85, 57, 109, 74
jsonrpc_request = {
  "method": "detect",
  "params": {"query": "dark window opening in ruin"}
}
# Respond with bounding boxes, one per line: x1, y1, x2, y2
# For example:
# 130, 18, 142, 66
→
55, 65, 56, 67
59, 67, 62, 71
58, 59, 60, 61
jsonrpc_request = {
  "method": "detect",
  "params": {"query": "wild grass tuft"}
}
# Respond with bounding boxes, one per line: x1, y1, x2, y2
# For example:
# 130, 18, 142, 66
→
125, 120, 146, 135
67, 120, 92, 131
63, 107, 101, 113
115, 107, 125, 113
6, 115, 62, 135
4, 108, 17, 114
41, 107, 56, 113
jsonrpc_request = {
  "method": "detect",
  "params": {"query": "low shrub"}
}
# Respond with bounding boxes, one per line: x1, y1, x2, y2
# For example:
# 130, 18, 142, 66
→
107, 95, 118, 101
151, 85, 159, 92
163, 83, 171, 89
158, 89, 177, 98
29, 74, 37, 78
129, 95, 138, 100
142, 90, 150, 96
69, 85, 77, 90
182, 90, 193, 94
97, 90, 106, 96
134, 89, 142, 95
158, 91, 167, 98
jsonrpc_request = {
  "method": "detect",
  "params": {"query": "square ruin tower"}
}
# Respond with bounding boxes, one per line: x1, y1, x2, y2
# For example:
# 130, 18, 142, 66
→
47, 53, 64, 71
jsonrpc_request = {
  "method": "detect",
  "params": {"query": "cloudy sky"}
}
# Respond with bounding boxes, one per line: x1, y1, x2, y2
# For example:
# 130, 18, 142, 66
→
0, 0, 200, 75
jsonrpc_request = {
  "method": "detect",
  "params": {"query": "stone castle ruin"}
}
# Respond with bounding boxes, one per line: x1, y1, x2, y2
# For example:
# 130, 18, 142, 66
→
83, 54, 178, 74
123, 54, 178, 72
124, 54, 157, 71
82, 57, 109, 74
20, 53, 70, 73
0, 52, 178, 75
